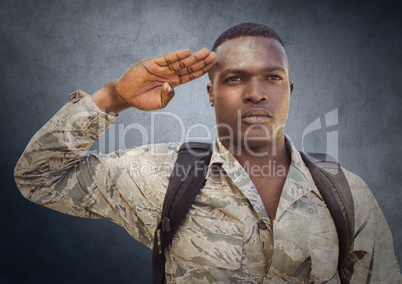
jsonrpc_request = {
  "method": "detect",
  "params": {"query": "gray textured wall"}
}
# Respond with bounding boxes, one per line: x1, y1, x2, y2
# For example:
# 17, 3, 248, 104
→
1, 0, 401, 283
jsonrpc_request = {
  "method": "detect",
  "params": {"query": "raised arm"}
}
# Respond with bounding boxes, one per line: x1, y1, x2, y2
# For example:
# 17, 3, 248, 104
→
14, 48, 215, 244
92, 48, 215, 113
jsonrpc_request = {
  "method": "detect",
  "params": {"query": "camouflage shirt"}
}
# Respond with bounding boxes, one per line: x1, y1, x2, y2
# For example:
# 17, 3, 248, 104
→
14, 91, 401, 283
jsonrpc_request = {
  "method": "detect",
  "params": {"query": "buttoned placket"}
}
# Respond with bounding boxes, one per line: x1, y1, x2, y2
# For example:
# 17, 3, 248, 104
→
220, 162, 275, 275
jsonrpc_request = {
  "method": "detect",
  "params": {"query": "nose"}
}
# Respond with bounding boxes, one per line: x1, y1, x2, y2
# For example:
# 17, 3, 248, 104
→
243, 78, 268, 103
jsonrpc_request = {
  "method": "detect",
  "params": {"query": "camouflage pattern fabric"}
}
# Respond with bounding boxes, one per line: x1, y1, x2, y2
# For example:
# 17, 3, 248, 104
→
14, 91, 402, 283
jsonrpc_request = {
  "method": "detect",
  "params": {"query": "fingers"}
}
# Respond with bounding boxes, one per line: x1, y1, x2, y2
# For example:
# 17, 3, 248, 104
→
178, 60, 215, 84
151, 47, 216, 86
154, 48, 215, 74
168, 47, 211, 70
174, 52, 215, 76
154, 49, 192, 66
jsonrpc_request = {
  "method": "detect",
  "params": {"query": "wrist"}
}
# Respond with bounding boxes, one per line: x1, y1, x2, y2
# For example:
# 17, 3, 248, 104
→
92, 80, 129, 114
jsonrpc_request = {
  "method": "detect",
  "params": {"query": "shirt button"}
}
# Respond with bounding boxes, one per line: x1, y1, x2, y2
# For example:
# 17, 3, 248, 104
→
258, 220, 269, 230
68, 91, 82, 103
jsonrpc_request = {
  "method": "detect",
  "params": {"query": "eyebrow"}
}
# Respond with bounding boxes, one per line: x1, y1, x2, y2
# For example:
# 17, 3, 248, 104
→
220, 66, 287, 77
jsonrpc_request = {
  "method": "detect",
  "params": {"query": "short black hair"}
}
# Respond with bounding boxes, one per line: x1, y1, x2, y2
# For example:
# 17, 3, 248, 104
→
211, 23, 284, 52
208, 23, 287, 81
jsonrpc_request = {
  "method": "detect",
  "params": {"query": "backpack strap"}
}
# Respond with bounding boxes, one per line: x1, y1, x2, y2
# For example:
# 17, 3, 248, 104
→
152, 142, 212, 284
300, 152, 355, 283
152, 146, 355, 283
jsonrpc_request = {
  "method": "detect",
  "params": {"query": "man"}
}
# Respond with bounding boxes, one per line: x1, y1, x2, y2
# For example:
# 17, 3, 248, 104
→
14, 23, 401, 283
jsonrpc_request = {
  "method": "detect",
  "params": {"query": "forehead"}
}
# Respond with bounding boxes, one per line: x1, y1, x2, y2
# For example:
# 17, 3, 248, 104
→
214, 36, 288, 73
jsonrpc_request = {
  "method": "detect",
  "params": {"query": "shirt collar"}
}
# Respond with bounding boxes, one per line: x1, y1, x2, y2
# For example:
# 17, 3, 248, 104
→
210, 138, 233, 166
210, 135, 313, 179
208, 135, 320, 208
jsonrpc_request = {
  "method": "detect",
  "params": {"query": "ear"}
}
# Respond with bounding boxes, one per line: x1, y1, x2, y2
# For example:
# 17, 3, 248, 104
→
207, 82, 214, 106
289, 81, 294, 94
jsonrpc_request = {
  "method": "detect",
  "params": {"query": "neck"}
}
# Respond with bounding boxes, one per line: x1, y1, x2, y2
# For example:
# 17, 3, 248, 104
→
221, 135, 291, 177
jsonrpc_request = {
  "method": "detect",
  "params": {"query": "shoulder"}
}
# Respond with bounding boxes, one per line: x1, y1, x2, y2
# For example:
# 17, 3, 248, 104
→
340, 167, 383, 234
123, 142, 181, 160
97, 142, 181, 183
119, 141, 180, 170
341, 167, 378, 209
341, 168, 375, 204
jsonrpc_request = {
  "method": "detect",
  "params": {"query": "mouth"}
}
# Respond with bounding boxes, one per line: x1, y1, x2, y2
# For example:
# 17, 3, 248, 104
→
241, 108, 273, 124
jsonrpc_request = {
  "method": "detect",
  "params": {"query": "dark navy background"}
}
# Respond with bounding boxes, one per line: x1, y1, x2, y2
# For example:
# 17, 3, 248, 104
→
1, 0, 401, 283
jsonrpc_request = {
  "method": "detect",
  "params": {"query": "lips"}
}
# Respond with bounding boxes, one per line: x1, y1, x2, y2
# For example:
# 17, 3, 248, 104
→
241, 108, 273, 124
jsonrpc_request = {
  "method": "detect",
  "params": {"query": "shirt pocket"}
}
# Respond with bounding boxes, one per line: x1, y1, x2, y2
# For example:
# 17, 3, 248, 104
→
170, 214, 244, 270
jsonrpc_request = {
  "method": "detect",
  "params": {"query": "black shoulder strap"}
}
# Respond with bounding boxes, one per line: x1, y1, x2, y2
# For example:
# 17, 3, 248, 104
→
152, 142, 212, 284
300, 152, 355, 283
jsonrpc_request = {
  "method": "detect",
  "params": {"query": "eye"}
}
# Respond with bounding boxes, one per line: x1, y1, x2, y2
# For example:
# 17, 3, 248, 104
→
267, 75, 283, 80
226, 76, 242, 82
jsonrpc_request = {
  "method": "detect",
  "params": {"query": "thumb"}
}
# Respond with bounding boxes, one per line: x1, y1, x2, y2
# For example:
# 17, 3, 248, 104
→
160, 82, 175, 108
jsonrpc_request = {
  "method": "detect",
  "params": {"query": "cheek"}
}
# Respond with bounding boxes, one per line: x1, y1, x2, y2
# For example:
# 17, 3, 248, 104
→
215, 97, 237, 116
213, 102, 238, 129
212, 86, 246, 123
276, 96, 291, 119
214, 87, 240, 106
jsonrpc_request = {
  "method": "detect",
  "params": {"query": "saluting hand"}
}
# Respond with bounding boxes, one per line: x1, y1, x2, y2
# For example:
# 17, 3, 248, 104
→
115, 47, 215, 111
93, 48, 215, 113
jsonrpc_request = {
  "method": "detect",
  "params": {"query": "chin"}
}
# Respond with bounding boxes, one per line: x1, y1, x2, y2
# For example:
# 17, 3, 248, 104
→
239, 136, 274, 155
241, 128, 285, 154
